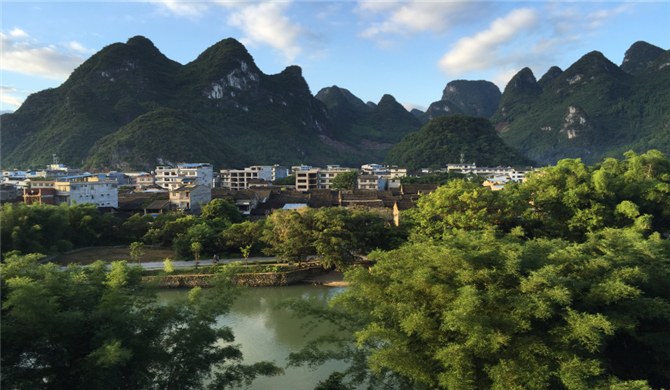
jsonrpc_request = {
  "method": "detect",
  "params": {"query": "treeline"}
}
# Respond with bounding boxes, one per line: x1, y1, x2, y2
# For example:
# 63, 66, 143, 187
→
1, 197, 404, 270
287, 150, 670, 389
3, 150, 670, 389
1, 203, 122, 255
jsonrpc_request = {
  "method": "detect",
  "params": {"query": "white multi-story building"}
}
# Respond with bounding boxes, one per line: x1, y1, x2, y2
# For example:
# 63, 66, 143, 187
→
219, 165, 289, 190
295, 165, 357, 191
125, 172, 155, 189
54, 179, 118, 208
155, 163, 213, 190
359, 164, 407, 190
169, 184, 212, 213
444, 163, 532, 183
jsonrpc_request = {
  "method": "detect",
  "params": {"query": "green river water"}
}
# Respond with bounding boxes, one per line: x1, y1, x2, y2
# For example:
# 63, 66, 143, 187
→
158, 285, 351, 390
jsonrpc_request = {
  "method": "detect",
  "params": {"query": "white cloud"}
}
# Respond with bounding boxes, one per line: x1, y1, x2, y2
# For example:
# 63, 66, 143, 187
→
68, 41, 94, 54
586, 4, 629, 29
439, 8, 538, 75
9, 28, 28, 38
0, 30, 85, 81
402, 102, 426, 112
1, 86, 24, 112
223, 2, 302, 63
148, 0, 303, 63
358, 1, 480, 41
151, 0, 208, 18
437, 3, 633, 89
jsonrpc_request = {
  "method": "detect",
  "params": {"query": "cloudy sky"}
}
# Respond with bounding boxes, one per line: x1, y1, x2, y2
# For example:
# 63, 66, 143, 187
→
1, 1, 668, 113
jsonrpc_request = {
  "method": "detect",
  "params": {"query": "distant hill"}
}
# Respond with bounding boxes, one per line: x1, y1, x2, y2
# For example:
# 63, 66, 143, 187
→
1, 36, 420, 170
385, 116, 534, 170
423, 80, 502, 121
2, 37, 666, 170
315, 86, 422, 159
492, 41, 670, 165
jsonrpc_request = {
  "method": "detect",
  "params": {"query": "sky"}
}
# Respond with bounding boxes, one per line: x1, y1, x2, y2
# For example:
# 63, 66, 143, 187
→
1, 0, 669, 113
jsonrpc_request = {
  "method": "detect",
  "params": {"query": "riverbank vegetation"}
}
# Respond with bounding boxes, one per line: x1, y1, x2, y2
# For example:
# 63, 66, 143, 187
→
2, 150, 669, 389
0, 254, 281, 389
286, 150, 670, 389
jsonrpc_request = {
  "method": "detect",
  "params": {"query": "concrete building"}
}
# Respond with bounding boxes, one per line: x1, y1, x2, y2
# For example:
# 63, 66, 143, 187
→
53, 179, 118, 208
169, 184, 212, 213
219, 165, 289, 190
357, 175, 386, 191
295, 165, 357, 191
155, 163, 213, 190
124, 172, 155, 189
359, 164, 407, 190
444, 163, 533, 183
22, 180, 57, 205
295, 168, 320, 191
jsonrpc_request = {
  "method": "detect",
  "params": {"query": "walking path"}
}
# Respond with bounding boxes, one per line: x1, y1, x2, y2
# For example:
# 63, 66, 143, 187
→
136, 256, 278, 270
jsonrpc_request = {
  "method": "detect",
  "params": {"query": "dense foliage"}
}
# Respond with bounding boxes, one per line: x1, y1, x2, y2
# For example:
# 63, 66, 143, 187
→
337, 228, 669, 389
1, 203, 122, 255
288, 151, 670, 389
385, 116, 533, 170
330, 171, 357, 191
0, 254, 281, 389
262, 207, 405, 270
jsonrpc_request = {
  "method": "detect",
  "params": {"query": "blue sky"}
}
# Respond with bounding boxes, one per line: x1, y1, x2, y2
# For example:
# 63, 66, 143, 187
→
1, 1, 668, 113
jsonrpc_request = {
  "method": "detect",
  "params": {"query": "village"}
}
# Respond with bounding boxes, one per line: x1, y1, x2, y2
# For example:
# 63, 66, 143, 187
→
0, 158, 534, 222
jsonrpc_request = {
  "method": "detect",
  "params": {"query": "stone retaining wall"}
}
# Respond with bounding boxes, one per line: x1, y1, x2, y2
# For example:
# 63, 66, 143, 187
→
145, 267, 327, 288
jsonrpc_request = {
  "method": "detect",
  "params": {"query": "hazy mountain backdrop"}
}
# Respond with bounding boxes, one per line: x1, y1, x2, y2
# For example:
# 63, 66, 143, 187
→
1, 37, 667, 170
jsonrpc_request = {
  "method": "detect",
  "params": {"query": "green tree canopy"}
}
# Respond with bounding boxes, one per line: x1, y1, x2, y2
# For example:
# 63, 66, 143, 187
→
331, 171, 358, 191
332, 228, 670, 389
0, 253, 281, 389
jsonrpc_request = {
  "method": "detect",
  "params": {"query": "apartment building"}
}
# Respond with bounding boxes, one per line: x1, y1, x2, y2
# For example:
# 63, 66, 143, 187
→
444, 163, 532, 183
22, 180, 57, 205
53, 179, 118, 208
169, 184, 212, 213
359, 164, 407, 190
219, 165, 288, 190
155, 163, 213, 190
295, 165, 356, 191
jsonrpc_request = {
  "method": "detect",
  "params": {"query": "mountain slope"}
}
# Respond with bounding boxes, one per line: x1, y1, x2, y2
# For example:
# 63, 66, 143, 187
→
493, 43, 669, 165
424, 80, 501, 121
315, 86, 422, 160
385, 116, 533, 170
0, 37, 416, 170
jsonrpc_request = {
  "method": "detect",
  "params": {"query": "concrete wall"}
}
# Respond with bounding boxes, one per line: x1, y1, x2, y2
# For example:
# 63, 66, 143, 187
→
145, 266, 327, 288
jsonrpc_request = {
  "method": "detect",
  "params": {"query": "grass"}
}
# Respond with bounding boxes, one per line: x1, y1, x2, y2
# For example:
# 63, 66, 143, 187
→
52, 246, 176, 265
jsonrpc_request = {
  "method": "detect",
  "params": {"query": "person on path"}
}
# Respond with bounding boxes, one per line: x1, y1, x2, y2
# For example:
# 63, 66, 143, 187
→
213, 254, 219, 264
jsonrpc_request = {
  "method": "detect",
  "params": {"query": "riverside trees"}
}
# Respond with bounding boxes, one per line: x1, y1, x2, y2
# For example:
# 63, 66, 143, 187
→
0, 253, 281, 389
288, 151, 670, 389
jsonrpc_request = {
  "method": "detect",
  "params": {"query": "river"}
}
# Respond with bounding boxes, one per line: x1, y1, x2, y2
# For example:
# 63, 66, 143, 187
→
158, 285, 351, 390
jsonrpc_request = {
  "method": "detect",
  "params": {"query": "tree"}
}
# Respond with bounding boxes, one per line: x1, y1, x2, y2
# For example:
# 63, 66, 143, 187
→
273, 174, 296, 186
240, 244, 252, 267
201, 198, 243, 225
331, 171, 358, 191
220, 220, 265, 256
163, 258, 174, 273
1, 254, 282, 389
191, 241, 203, 262
262, 210, 315, 263
328, 229, 670, 389
129, 241, 144, 265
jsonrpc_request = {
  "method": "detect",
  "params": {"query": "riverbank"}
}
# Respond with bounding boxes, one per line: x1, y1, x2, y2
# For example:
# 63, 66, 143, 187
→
145, 265, 338, 288
302, 270, 349, 287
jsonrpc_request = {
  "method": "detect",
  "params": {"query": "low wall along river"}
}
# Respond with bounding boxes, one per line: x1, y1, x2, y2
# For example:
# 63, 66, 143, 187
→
146, 267, 328, 288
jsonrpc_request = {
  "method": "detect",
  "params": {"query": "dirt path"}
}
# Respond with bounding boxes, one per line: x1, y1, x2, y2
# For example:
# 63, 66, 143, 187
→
303, 270, 349, 287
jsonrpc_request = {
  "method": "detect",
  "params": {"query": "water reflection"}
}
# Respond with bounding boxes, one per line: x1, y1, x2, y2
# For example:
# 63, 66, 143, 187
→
157, 285, 349, 390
